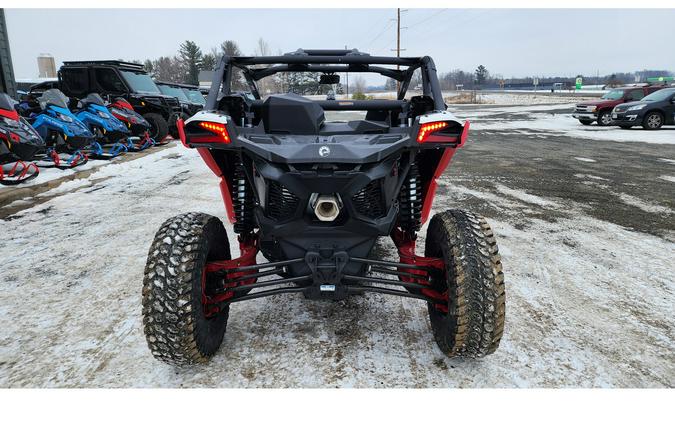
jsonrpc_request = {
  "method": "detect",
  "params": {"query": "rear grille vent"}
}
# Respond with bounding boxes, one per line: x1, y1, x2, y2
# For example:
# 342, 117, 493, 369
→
267, 181, 300, 221
352, 179, 386, 219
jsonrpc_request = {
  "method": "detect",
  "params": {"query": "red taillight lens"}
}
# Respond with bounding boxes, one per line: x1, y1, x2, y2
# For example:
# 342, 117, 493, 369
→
198, 121, 230, 143
417, 121, 449, 143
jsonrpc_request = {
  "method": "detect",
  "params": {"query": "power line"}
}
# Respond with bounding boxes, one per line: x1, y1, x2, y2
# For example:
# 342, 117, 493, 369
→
407, 8, 448, 29
351, 16, 392, 49
364, 20, 395, 50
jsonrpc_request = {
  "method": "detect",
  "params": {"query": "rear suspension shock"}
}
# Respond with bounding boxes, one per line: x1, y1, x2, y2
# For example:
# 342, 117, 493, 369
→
231, 155, 257, 235
398, 157, 422, 233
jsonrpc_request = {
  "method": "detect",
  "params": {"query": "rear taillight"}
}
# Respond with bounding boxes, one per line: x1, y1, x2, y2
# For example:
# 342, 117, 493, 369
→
198, 122, 230, 143
417, 121, 449, 143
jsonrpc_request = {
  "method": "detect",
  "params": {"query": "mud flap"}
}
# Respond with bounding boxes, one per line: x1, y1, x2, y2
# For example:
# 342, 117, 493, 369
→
0, 161, 39, 185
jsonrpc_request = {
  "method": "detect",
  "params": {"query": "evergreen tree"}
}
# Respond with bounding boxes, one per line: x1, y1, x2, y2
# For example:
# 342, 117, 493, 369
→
179, 40, 203, 85
475, 65, 489, 86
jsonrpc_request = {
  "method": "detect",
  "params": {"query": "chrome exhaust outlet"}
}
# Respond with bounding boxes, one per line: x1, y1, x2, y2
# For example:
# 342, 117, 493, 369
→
313, 195, 341, 221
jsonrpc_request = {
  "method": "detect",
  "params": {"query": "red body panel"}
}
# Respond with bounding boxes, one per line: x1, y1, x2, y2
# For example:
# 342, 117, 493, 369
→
178, 118, 236, 224
419, 120, 470, 224
0, 108, 19, 121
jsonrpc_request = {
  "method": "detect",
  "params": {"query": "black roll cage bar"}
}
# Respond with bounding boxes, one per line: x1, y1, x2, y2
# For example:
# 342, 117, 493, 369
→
206, 48, 446, 111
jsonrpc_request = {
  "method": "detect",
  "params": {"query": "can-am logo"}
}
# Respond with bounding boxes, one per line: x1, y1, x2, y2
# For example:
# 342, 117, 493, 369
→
319, 146, 331, 157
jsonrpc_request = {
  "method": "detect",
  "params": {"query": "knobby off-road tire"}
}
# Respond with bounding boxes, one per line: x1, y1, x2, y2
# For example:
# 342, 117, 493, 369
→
425, 209, 505, 358
143, 113, 169, 142
142, 212, 231, 366
579, 119, 593, 126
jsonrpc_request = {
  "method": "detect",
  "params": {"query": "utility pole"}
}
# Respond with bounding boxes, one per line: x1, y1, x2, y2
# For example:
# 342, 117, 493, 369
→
396, 8, 401, 61
391, 8, 407, 92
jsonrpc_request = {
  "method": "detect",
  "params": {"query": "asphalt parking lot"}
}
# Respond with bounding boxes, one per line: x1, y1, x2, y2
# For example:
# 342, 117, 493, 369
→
0, 98, 673, 387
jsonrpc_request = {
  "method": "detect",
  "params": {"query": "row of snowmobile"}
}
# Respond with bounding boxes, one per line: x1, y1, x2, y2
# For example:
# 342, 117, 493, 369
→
0, 88, 170, 186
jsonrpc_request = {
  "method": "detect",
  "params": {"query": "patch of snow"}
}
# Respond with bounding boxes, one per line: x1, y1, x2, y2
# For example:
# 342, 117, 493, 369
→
574, 157, 597, 163
495, 183, 559, 207
617, 193, 674, 215
658, 175, 675, 183
470, 111, 675, 145
37, 178, 92, 197
574, 173, 608, 181
659, 158, 675, 165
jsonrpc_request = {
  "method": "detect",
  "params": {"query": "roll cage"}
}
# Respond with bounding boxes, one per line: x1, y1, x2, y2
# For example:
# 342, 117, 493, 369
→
206, 48, 447, 111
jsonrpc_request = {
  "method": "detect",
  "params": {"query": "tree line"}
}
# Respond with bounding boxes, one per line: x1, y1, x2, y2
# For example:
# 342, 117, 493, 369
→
437, 66, 674, 90
140, 41, 673, 94
141, 38, 339, 96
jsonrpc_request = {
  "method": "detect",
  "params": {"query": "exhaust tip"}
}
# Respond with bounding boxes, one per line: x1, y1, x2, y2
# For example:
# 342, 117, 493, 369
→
313, 195, 341, 221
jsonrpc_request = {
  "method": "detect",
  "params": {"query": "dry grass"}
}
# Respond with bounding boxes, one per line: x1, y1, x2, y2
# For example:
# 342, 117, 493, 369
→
444, 91, 493, 104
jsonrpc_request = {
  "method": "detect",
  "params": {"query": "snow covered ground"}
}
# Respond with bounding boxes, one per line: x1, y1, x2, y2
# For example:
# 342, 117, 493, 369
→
452, 102, 675, 145
0, 141, 672, 387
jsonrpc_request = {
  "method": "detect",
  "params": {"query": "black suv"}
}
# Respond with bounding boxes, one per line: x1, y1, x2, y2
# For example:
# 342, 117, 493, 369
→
612, 87, 675, 130
58, 61, 182, 140
155, 81, 205, 136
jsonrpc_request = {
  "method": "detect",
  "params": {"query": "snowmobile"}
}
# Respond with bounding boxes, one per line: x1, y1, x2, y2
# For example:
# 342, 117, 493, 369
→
0, 133, 39, 186
107, 98, 163, 149
0, 93, 42, 185
20, 89, 89, 170
72, 93, 128, 160
142, 49, 505, 366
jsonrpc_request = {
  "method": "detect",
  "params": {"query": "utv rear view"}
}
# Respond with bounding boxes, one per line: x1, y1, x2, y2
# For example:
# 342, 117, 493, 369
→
142, 49, 505, 366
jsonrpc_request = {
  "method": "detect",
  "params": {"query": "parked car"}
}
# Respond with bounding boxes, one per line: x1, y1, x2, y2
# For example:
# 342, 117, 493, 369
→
58, 61, 183, 141
611, 87, 675, 130
180, 85, 207, 107
156, 81, 204, 117
572, 85, 664, 126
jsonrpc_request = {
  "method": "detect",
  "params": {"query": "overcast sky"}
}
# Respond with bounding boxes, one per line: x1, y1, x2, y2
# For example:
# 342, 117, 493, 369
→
6, 8, 674, 80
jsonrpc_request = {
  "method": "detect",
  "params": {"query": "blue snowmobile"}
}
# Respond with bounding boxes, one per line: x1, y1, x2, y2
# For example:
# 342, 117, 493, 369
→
73, 93, 128, 159
20, 89, 89, 169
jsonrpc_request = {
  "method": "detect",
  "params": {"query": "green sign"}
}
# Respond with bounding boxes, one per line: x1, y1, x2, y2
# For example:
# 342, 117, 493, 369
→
647, 76, 674, 83
575, 77, 583, 90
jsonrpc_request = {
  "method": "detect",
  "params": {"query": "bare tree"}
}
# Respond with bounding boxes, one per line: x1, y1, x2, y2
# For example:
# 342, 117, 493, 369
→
255, 38, 271, 57
254, 38, 274, 95
352, 76, 366, 94
151, 56, 185, 83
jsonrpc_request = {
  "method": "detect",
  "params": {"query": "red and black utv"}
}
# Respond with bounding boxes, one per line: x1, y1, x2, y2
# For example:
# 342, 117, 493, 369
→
142, 49, 505, 366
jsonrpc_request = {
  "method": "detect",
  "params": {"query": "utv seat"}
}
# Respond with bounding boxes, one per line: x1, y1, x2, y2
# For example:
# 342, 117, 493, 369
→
261, 93, 325, 135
